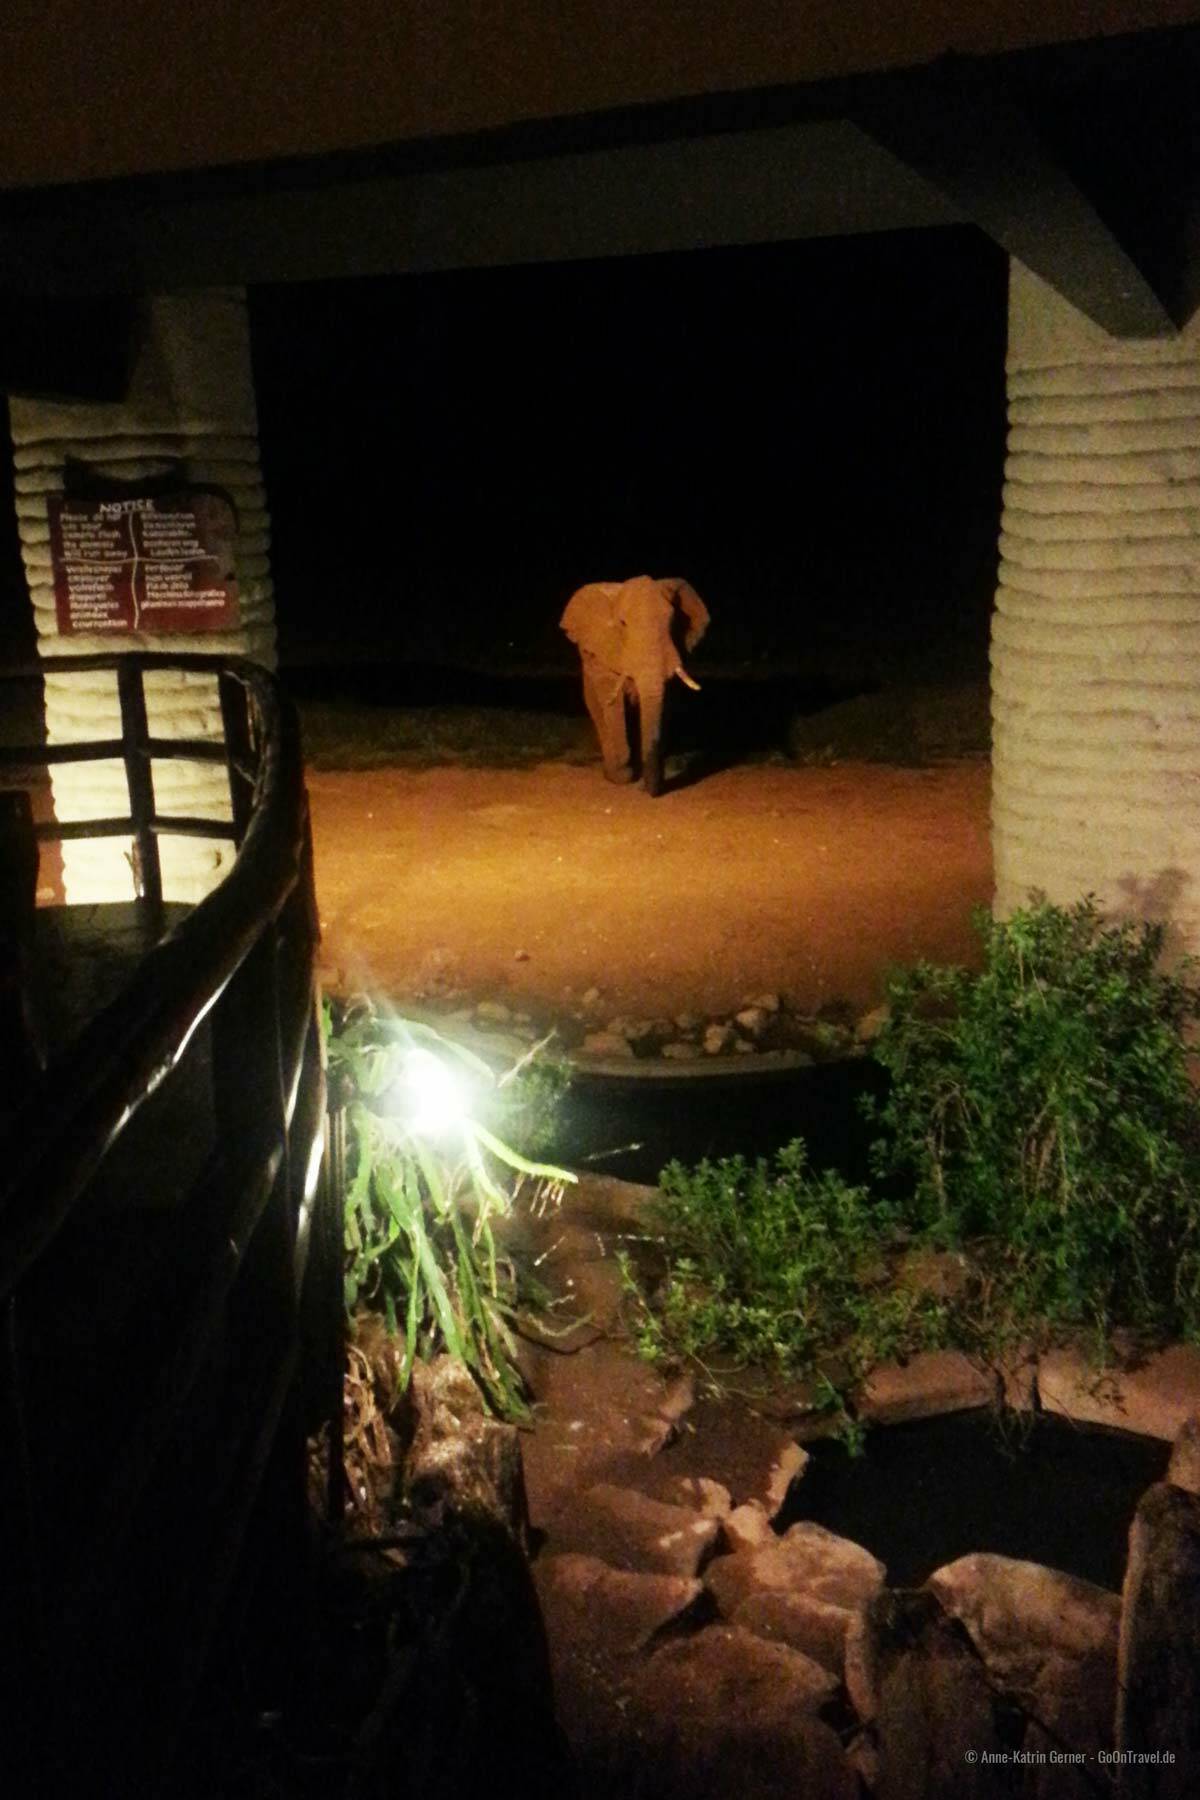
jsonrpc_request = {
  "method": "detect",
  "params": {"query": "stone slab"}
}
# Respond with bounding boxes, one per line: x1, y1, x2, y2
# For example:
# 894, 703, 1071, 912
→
707, 1520, 886, 1616
858, 1349, 997, 1425
549, 1481, 721, 1578
1037, 1343, 1200, 1442
732, 1589, 856, 1677
534, 1550, 705, 1658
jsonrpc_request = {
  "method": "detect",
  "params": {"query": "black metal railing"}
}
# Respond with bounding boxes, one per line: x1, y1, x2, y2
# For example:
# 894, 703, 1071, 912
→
0, 653, 338, 1796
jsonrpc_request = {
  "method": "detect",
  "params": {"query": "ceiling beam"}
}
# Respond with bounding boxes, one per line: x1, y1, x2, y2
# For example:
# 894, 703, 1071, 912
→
852, 72, 1177, 337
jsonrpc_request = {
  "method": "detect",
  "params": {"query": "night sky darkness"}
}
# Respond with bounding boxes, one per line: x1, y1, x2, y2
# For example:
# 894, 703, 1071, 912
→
248, 224, 1009, 682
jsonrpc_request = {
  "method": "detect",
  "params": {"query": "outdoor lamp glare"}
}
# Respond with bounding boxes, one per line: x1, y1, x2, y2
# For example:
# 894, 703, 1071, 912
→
397, 1046, 470, 1138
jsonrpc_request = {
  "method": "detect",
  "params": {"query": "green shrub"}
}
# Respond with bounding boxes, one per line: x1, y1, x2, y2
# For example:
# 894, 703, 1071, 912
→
624, 896, 1200, 1431
325, 1000, 573, 1417
626, 1141, 950, 1396
868, 894, 1200, 1342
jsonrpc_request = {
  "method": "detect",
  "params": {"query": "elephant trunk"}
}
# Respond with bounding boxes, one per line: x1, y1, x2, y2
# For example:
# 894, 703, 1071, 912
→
638, 679, 666, 797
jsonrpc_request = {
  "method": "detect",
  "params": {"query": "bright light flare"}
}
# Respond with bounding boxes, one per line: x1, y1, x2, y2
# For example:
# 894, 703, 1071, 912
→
392, 1046, 471, 1138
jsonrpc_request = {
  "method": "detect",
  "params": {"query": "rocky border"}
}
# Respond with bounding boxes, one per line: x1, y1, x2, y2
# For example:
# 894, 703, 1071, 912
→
512, 1174, 1200, 1796
351, 985, 890, 1078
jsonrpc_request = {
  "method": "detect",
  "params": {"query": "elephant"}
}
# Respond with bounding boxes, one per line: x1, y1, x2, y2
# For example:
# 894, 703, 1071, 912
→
560, 575, 710, 795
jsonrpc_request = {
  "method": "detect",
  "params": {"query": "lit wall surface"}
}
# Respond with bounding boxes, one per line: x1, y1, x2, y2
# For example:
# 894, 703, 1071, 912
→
8, 291, 274, 903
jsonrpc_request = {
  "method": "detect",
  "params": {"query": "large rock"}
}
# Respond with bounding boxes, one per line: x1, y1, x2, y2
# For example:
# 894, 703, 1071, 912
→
549, 1481, 722, 1578
707, 1520, 885, 1616
865, 1589, 1012, 1800
928, 1552, 1121, 1785
1038, 1343, 1200, 1442
536, 1565, 852, 1799
1116, 1481, 1200, 1795
731, 1589, 856, 1677
641, 1623, 838, 1717
406, 1355, 529, 1541
534, 1551, 706, 1658
612, 1394, 807, 1520
1166, 1414, 1200, 1496
928, 1552, 1121, 1680
623, 1625, 849, 1796
516, 1339, 694, 1528
374, 1357, 574, 1794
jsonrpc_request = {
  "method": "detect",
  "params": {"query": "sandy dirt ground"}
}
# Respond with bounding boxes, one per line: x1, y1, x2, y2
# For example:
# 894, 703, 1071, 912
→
308, 759, 993, 1019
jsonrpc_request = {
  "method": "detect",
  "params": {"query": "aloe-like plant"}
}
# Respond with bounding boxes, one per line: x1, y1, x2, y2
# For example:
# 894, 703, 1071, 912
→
325, 1000, 574, 1417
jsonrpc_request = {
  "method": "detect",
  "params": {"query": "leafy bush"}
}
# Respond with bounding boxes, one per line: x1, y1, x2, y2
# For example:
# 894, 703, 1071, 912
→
325, 1000, 573, 1417
627, 1142, 950, 1398
625, 896, 1200, 1432
868, 894, 1200, 1342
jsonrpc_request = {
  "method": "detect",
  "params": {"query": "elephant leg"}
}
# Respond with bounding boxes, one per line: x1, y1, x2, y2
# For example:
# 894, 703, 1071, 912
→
637, 682, 667, 797
582, 656, 634, 782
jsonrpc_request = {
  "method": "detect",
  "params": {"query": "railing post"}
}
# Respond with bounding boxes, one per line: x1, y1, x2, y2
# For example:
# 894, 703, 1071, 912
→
0, 789, 43, 1105
218, 668, 256, 846
0, 1296, 59, 1794
116, 659, 163, 933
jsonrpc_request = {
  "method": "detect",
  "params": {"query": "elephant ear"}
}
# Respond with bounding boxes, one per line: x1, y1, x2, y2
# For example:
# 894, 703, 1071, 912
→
561, 582, 625, 669
669, 581, 710, 651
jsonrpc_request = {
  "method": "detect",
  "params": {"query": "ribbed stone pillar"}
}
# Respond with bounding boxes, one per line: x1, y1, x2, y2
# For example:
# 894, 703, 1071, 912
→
992, 262, 1200, 954
7, 289, 274, 904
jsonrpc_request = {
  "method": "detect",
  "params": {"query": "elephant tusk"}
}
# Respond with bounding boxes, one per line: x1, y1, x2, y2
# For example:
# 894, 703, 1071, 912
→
673, 667, 701, 692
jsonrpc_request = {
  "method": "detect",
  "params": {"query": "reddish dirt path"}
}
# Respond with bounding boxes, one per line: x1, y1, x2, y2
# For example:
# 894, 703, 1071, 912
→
308, 760, 993, 1018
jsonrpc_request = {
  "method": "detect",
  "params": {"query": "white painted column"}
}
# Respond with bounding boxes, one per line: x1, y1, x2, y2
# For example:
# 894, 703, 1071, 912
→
7, 289, 275, 904
992, 263, 1200, 954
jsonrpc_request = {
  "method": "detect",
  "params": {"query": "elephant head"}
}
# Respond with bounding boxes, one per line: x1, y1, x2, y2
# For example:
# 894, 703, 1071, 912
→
561, 574, 710, 794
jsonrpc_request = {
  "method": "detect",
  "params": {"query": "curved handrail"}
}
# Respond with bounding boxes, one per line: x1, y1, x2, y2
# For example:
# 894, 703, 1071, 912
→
0, 653, 310, 1299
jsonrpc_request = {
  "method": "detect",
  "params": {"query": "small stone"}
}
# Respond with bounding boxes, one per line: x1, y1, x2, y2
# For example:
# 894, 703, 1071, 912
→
674, 1010, 702, 1034
868, 1589, 1006, 1790
723, 1502, 775, 1554
855, 1004, 890, 1043
580, 986, 602, 1008
703, 1022, 735, 1055
844, 1728, 880, 1793
661, 1040, 703, 1060
747, 992, 783, 1014
896, 1248, 973, 1303
735, 1006, 771, 1039
581, 1031, 636, 1059
733, 1037, 758, 1054
513, 948, 530, 961
474, 1000, 512, 1025
671, 1475, 732, 1517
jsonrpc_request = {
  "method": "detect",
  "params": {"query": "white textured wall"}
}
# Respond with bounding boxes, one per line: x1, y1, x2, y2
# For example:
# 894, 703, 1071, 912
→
992, 262, 1200, 954
7, 289, 275, 904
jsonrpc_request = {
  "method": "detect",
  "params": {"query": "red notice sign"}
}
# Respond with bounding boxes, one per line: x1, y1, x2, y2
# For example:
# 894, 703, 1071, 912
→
47, 491, 241, 635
